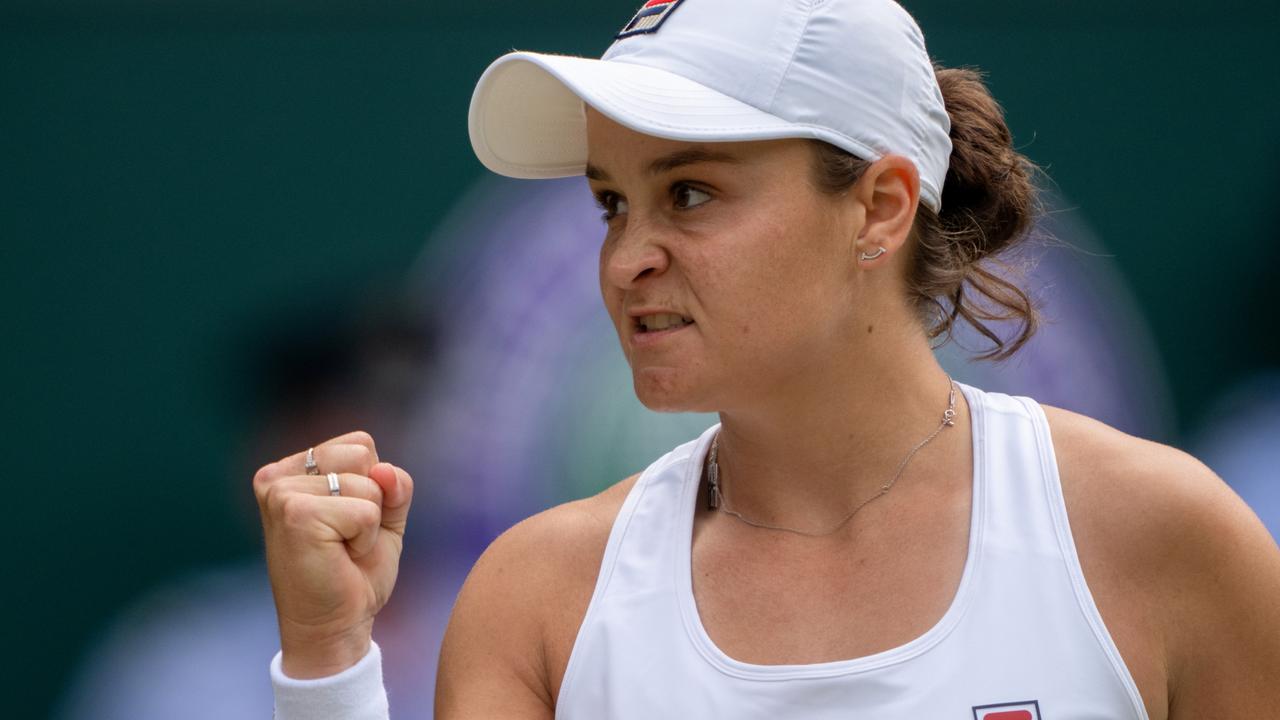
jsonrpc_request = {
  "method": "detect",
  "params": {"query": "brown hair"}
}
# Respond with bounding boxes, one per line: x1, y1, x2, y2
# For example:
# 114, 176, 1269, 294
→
810, 65, 1041, 361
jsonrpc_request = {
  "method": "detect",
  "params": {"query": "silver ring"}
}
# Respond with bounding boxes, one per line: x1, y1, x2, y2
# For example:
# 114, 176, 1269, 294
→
327, 472, 341, 497
305, 447, 320, 475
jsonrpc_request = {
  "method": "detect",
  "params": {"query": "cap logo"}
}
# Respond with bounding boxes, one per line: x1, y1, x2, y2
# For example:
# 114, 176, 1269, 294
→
972, 700, 1042, 720
616, 0, 686, 39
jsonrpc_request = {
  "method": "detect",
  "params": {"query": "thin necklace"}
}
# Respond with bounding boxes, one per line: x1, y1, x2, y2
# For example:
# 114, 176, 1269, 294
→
705, 378, 958, 537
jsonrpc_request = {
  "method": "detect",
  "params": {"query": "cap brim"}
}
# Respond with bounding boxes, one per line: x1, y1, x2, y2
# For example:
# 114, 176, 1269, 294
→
468, 51, 803, 180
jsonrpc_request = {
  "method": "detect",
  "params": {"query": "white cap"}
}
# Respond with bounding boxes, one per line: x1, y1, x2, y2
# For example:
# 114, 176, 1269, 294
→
468, 0, 952, 211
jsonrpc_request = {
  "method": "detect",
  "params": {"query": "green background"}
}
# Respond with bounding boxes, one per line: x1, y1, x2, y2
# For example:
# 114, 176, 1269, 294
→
4, 1, 1278, 716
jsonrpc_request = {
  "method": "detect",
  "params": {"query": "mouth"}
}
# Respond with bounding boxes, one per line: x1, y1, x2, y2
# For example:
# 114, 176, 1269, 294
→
630, 312, 695, 346
635, 312, 694, 333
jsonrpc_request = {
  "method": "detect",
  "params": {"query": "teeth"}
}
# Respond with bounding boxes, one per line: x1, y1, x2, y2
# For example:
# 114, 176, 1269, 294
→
640, 313, 692, 331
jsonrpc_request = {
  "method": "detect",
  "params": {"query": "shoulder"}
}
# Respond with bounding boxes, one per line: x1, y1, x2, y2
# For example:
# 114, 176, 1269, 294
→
1040, 403, 1274, 599
436, 473, 641, 714
1040, 405, 1280, 716
472, 472, 641, 604
1039, 404, 1262, 562
1041, 404, 1231, 531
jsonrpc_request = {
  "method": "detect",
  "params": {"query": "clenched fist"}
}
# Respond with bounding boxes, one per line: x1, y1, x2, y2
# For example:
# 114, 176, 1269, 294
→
253, 430, 414, 679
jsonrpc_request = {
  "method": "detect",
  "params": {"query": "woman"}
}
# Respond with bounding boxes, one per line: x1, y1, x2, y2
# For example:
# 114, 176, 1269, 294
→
256, 0, 1280, 717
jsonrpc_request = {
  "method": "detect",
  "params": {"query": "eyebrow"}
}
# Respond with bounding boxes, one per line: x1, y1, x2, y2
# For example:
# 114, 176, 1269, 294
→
584, 148, 743, 182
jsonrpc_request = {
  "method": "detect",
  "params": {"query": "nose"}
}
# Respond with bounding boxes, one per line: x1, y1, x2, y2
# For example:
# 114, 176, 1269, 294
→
601, 217, 670, 290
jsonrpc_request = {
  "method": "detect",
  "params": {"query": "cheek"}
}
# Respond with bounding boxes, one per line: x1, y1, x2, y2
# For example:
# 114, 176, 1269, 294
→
717, 212, 828, 307
708, 209, 849, 346
598, 244, 622, 319
598, 246, 641, 368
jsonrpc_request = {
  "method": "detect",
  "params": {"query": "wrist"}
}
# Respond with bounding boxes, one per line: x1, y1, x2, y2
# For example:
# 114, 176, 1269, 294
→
278, 618, 374, 679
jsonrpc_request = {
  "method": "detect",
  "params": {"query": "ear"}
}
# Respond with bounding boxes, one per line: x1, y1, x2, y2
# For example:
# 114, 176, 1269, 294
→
849, 154, 921, 266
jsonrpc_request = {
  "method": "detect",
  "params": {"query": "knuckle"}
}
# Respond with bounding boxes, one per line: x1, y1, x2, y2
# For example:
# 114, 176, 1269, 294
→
252, 463, 276, 494
279, 493, 313, 528
254, 469, 285, 512
354, 499, 381, 527
263, 481, 288, 515
351, 443, 374, 468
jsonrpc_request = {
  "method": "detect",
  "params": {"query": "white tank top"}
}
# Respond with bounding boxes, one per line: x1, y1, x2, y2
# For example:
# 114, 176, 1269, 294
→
554, 384, 1150, 719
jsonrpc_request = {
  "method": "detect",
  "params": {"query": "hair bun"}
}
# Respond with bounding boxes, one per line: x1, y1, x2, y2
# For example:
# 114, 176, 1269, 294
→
899, 65, 1041, 361
935, 66, 1036, 258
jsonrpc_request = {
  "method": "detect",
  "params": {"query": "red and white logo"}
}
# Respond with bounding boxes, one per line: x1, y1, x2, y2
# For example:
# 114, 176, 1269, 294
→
616, 0, 687, 39
973, 700, 1042, 720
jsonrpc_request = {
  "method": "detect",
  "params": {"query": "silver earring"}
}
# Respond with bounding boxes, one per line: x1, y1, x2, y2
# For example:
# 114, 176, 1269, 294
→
859, 247, 886, 261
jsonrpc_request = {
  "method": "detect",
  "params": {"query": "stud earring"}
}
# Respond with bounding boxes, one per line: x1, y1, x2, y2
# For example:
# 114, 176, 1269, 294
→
859, 247, 886, 261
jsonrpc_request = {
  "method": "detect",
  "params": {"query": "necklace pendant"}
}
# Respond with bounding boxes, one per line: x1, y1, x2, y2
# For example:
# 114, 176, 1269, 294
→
707, 457, 721, 510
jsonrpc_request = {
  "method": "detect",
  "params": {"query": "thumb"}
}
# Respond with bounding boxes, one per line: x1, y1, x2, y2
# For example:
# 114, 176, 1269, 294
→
369, 462, 414, 534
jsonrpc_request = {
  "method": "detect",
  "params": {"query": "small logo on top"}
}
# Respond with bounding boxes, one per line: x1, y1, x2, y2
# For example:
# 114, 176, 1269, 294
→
973, 700, 1042, 720
616, 0, 687, 39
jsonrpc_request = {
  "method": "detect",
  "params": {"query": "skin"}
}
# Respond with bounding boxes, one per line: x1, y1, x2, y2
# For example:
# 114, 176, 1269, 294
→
258, 108, 1280, 717
255, 434, 415, 678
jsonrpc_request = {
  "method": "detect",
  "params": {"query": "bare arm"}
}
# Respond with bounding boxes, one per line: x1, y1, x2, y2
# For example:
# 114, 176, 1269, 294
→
1047, 407, 1280, 718
434, 518, 558, 719
434, 478, 631, 720
1160, 456, 1280, 717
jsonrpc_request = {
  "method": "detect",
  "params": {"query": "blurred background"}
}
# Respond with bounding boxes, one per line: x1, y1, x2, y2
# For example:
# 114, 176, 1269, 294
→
4, 0, 1278, 717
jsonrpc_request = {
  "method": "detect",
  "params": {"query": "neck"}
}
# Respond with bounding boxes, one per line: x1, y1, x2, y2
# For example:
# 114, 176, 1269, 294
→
711, 324, 967, 535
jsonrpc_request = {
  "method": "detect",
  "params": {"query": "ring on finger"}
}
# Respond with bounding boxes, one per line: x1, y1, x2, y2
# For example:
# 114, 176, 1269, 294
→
305, 447, 320, 475
327, 472, 341, 497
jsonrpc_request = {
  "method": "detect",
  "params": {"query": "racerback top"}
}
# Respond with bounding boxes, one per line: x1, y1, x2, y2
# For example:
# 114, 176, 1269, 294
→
554, 383, 1150, 719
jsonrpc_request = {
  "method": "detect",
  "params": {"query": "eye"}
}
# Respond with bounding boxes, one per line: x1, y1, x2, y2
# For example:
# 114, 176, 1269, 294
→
593, 191, 628, 222
673, 183, 712, 210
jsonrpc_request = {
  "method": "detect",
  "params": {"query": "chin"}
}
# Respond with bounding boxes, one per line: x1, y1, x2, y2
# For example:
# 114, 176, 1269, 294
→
632, 367, 716, 413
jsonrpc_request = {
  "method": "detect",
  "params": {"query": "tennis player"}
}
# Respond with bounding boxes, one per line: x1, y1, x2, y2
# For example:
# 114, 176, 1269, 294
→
255, 0, 1280, 717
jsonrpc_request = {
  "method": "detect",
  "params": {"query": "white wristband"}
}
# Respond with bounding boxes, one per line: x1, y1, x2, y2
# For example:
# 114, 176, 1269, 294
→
270, 641, 390, 720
